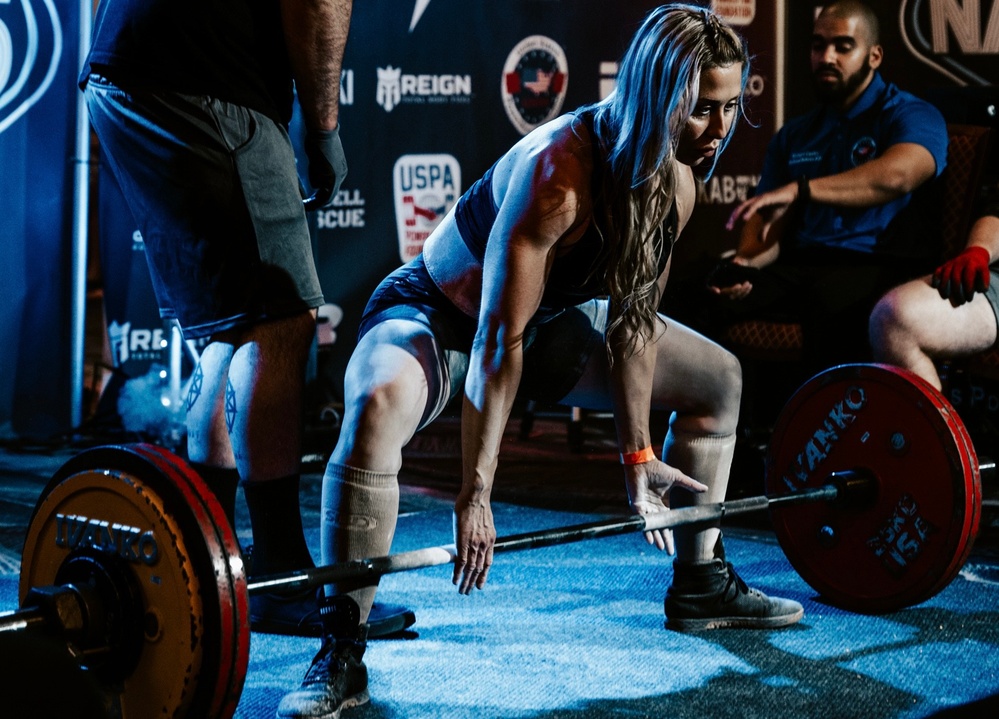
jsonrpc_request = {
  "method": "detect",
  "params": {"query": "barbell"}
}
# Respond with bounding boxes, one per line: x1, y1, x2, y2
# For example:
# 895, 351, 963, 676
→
0, 364, 989, 718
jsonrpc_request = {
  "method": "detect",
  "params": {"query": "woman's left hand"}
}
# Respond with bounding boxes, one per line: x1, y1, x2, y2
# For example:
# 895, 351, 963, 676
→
623, 459, 708, 554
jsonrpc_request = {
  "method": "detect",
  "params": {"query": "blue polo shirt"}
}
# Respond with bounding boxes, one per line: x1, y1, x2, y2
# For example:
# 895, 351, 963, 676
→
757, 72, 948, 258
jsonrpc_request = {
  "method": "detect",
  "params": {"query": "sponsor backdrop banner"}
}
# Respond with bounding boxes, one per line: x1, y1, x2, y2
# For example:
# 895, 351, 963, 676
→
97, 0, 766, 401
97, 161, 173, 379
313, 0, 781, 397
0, 0, 81, 436
21, 1, 993, 434
92, 0, 999, 406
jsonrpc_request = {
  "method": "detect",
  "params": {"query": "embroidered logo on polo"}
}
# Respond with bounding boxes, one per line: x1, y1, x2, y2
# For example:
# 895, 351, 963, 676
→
0, 0, 62, 134
788, 151, 824, 168
851, 136, 878, 166
502, 35, 568, 136
901, 0, 998, 86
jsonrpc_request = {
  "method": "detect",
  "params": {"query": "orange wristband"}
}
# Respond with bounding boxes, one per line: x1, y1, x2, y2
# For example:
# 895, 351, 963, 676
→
620, 446, 656, 465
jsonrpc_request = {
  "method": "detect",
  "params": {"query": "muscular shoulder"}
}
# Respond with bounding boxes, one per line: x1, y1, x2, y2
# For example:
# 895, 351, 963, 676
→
674, 163, 697, 232
878, 85, 949, 161
491, 114, 595, 234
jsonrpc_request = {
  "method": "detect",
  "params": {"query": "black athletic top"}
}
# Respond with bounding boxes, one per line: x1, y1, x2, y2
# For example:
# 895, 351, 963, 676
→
81, 0, 294, 125
454, 109, 676, 320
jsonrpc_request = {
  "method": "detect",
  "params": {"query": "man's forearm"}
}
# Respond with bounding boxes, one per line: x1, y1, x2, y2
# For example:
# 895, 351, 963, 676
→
281, 0, 353, 130
806, 142, 937, 208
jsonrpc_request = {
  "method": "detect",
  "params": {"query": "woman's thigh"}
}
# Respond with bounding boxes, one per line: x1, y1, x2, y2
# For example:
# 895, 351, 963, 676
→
336, 314, 465, 469
558, 305, 742, 431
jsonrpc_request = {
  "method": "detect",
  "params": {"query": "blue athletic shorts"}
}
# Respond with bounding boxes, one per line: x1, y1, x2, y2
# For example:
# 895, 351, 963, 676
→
85, 75, 323, 339
358, 256, 607, 429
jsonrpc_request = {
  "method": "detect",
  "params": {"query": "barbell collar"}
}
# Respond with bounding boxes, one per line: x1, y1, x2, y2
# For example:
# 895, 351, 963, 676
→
247, 483, 846, 596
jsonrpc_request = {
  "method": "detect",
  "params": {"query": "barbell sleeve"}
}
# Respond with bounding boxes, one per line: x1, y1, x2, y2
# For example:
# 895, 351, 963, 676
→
0, 606, 48, 634
246, 482, 845, 596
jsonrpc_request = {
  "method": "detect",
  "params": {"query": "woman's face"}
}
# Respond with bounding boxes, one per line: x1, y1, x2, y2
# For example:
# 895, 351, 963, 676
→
675, 63, 744, 167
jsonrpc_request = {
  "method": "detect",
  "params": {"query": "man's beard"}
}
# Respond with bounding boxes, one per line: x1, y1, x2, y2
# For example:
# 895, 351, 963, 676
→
813, 57, 872, 105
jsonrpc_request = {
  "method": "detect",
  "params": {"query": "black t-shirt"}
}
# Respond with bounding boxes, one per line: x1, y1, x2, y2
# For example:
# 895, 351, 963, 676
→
81, 0, 294, 125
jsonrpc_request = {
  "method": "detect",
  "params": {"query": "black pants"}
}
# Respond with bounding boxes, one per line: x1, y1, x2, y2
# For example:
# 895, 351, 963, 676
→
671, 246, 932, 377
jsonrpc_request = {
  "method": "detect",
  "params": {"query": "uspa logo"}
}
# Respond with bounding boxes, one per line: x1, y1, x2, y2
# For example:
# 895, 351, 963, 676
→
393, 154, 461, 263
901, 0, 998, 85
502, 35, 568, 135
0, 0, 62, 134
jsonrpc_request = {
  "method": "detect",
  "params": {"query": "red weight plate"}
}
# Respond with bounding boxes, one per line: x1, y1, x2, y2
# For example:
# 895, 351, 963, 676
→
765, 364, 981, 614
892, 369, 983, 592
132, 444, 250, 719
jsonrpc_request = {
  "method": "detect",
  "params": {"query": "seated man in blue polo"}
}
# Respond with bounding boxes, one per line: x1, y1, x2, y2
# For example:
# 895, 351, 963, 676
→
703, 0, 948, 375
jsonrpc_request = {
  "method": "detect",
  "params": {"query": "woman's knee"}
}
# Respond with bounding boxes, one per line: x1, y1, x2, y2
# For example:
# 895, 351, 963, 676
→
335, 341, 432, 466
335, 381, 419, 470
708, 348, 743, 431
343, 352, 427, 424
663, 342, 742, 436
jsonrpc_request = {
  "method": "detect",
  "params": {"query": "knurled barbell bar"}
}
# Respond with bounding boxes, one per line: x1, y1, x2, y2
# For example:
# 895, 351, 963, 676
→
0, 363, 989, 719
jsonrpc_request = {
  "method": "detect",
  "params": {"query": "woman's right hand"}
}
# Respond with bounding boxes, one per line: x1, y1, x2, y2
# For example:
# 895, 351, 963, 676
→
452, 492, 496, 595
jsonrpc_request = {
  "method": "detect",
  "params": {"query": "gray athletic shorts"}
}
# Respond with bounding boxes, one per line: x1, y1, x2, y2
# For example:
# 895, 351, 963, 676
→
987, 268, 999, 340
85, 75, 323, 339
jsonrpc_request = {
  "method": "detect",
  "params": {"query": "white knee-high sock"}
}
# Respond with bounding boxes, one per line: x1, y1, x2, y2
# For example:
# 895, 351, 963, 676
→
663, 429, 736, 563
321, 462, 400, 623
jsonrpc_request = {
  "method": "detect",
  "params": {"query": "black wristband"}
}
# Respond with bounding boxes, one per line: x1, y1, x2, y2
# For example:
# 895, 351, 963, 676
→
797, 175, 811, 204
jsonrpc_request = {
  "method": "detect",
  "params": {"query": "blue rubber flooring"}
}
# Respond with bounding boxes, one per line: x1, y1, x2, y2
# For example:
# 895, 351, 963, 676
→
1, 419, 998, 718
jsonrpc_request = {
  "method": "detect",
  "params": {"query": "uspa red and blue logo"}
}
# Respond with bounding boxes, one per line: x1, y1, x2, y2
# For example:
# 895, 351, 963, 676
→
0, 0, 62, 134
393, 154, 461, 262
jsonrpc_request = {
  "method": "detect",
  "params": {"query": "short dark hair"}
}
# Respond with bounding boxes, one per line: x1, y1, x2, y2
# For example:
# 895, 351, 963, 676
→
817, 0, 881, 45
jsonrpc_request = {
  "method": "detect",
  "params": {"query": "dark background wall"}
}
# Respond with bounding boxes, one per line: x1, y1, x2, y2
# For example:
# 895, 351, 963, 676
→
0, 0, 83, 438
0, 1, 996, 439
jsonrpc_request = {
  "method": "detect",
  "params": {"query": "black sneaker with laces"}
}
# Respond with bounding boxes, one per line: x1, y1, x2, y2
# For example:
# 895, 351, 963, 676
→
277, 595, 370, 719
664, 542, 804, 631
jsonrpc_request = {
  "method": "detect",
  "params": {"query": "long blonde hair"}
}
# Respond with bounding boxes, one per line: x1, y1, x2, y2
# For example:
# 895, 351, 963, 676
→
587, 4, 748, 357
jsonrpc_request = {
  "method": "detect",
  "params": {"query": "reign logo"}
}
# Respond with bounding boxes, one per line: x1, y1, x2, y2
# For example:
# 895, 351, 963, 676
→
902, 0, 999, 85
0, 0, 62, 134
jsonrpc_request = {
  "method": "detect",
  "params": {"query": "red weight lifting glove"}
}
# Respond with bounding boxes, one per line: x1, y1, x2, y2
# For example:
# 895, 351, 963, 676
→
931, 246, 991, 305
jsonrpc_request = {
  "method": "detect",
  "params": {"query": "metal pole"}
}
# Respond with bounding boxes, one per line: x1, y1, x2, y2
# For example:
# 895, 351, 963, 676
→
246, 484, 840, 595
70, 0, 94, 429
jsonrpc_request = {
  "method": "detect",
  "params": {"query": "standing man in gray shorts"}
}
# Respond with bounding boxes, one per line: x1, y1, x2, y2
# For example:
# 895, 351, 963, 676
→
870, 192, 999, 388
80, 0, 413, 639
